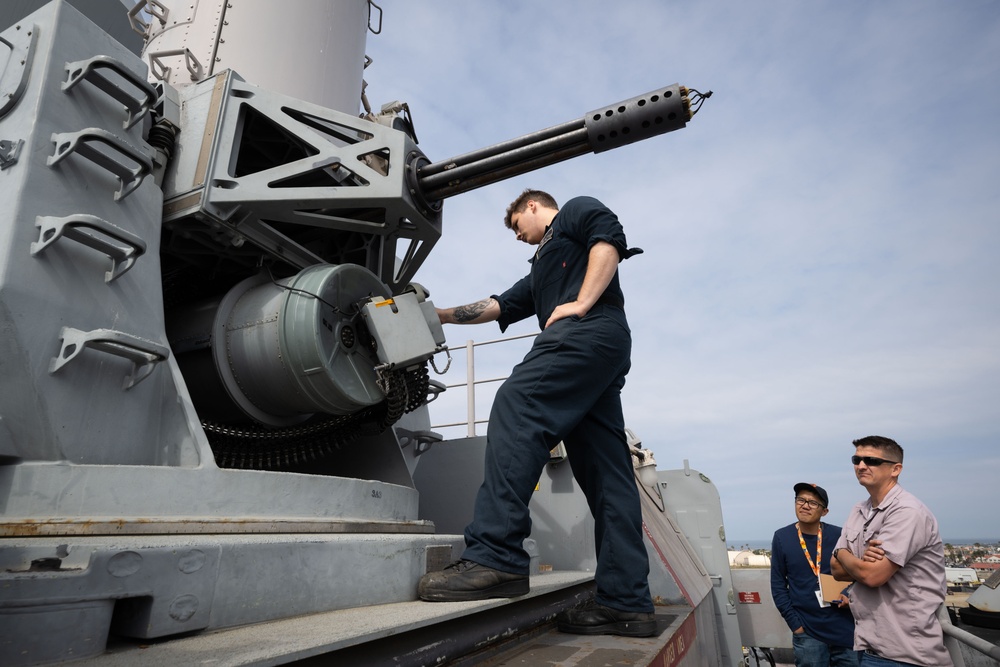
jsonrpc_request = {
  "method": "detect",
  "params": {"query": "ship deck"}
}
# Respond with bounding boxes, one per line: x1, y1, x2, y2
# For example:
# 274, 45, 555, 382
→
72, 571, 699, 666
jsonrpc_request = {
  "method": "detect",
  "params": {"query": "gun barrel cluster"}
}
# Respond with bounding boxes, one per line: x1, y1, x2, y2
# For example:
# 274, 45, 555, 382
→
416, 84, 693, 202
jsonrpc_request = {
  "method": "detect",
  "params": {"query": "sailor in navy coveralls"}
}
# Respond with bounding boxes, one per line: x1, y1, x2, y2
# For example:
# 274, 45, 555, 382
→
418, 189, 656, 637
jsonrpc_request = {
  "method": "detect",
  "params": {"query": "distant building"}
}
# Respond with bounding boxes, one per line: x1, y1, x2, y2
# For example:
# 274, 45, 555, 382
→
945, 567, 980, 585
970, 562, 1000, 578
728, 550, 771, 568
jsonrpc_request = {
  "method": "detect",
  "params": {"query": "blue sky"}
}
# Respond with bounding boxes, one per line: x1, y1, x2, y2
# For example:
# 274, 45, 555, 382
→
365, 1, 1000, 543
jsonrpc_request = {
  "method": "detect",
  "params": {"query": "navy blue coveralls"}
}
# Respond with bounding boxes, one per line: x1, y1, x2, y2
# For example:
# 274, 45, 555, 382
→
461, 196, 654, 613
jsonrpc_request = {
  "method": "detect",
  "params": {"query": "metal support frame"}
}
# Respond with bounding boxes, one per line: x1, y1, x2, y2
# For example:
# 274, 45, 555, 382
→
162, 72, 443, 293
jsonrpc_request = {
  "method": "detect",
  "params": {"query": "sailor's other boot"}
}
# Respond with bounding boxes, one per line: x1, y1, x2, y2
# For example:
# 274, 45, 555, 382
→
556, 600, 657, 637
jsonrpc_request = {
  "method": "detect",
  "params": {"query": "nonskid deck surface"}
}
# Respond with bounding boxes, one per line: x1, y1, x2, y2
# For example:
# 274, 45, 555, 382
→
77, 572, 591, 665
73, 572, 692, 666
474, 609, 689, 667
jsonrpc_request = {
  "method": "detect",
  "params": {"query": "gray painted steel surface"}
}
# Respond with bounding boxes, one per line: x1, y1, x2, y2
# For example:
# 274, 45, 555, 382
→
0, 2, 731, 665
139, 0, 370, 114
0, 0, 185, 466
0, 5, 452, 663
730, 567, 795, 650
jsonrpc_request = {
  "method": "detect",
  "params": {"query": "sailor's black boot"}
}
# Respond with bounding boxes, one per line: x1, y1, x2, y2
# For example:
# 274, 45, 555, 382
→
417, 559, 529, 602
556, 600, 657, 637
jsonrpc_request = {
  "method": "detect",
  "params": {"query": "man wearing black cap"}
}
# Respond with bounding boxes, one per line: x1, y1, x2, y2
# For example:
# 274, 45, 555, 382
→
771, 483, 859, 666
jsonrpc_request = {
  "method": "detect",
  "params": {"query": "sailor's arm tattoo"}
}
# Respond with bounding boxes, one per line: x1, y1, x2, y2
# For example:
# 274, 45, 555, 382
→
453, 298, 496, 323
438, 298, 499, 325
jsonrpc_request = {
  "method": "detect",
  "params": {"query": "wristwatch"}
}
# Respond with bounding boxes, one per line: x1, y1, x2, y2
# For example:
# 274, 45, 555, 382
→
833, 548, 845, 562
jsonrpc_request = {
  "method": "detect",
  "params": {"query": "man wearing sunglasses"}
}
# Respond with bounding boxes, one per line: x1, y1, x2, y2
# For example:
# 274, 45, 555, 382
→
830, 436, 951, 666
771, 483, 859, 666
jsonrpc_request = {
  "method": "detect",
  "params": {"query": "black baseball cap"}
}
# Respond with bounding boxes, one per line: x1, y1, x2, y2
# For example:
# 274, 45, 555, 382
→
794, 482, 829, 507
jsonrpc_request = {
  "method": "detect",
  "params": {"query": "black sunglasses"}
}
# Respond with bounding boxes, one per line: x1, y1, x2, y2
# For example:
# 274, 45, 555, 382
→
852, 455, 899, 467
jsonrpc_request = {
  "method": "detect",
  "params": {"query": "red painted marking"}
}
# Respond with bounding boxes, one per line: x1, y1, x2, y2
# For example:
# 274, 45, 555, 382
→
738, 591, 762, 604
643, 522, 694, 606
651, 612, 697, 667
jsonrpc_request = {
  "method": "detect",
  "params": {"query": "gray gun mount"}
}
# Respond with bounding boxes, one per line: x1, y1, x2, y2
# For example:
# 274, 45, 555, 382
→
151, 67, 706, 461
0, 0, 711, 478
0, 3, 709, 665
157, 72, 704, 295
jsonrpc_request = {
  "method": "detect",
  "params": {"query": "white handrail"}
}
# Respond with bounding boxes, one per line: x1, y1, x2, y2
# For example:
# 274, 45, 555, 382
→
431, 332, 537, 437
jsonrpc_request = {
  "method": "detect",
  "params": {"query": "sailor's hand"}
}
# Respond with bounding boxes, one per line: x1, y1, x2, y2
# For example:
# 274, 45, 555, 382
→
835, 593, 851, 606
545, 301, 588, 328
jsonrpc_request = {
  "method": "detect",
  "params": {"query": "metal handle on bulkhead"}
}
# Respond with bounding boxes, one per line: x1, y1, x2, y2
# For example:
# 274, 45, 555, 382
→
46, 128, 153, 200
62, 55, 159, 130
49, 327, 170, 390
0, 23, 37, 119
31, 214, 147, 283
127, 0, 169, 36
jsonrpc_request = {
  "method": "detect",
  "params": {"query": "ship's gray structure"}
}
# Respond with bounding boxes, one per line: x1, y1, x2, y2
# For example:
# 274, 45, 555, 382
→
2, 4, 990, 667
0, 2, 775, 666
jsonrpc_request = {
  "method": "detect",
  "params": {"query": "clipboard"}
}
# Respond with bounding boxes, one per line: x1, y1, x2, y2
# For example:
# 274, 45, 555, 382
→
819, 573, 846, 603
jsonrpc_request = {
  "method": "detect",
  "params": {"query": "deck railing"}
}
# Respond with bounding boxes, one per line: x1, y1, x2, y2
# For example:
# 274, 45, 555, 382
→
430, 332, 536, 437
938, 604, 1000, 664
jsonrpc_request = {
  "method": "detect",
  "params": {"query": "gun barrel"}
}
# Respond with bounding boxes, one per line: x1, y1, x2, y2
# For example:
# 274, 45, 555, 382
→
416, 83, 695, 202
